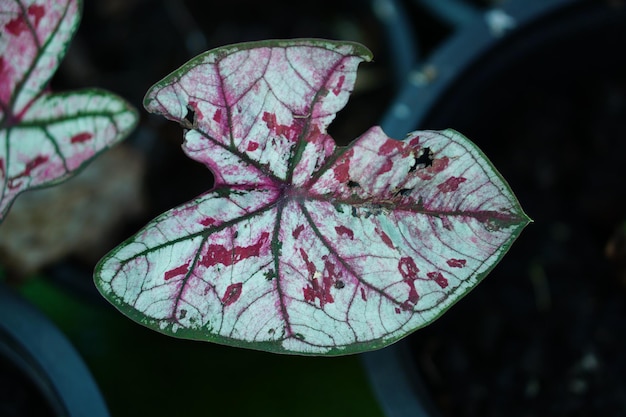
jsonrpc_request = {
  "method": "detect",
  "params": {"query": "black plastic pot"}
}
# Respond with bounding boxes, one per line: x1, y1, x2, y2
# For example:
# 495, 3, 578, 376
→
0, 282, 109, 417
362, 0, 626, 416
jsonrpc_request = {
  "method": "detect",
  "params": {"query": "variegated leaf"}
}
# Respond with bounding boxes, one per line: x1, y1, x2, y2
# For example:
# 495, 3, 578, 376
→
95, 39, 529, 355
0, 0, 137, 221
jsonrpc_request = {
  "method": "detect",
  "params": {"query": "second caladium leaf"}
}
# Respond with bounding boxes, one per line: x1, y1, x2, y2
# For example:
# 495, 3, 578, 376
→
95, 39, 529, 355
0, 0, 137, 221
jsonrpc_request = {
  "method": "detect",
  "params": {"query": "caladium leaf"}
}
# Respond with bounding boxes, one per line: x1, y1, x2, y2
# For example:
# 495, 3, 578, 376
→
95, 39, 530, 355
0, 0, 137, 222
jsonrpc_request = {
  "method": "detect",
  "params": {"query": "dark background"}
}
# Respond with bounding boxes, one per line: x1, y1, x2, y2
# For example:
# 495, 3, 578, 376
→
5, 0, 626, 416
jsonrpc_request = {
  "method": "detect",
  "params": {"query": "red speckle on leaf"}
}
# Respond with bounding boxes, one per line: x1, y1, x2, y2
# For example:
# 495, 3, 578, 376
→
200, 232, 269, 268
262, 111, 298, 140
376, 159, 393, 176
5, 16, 27, 36
400, 300, 414, 311
5, 5, 44, 36
323, 258, 342, 283
302, 255, 341, 308
0, 159, 5, 179
23, 155, 48, 176
395, 307, 401, 314
303, 277, 334, 307
293, 224, 305, 239
398, 257, 419, 305
360, 287, 367, 301
222, 283, 243, 306
200, 244, 229, 267
375, 227, 394, 249
379, 140, 404, 156
335, 225, 354, 239
438, 176, 467, 193
7, 155, 48, 189
408, 136, 421, 147
333, 149, 354, 183
164, 262, 190, 281
70, 132, 94, 144
213, 109, 222, 123
300, 248, 316, 277
199, 217, 216, 227
427, 271, 449, 288
247, 141, 259, 151
0, 58, 15, 111
406, 285, 419, 305
332, 75, 345, 95
398, 257, 419, 280
415, 156, 449, 180
447, 258, 466, 268
28, 5, 45, 26
302, 261, 337, 308
433, 156, 449, 172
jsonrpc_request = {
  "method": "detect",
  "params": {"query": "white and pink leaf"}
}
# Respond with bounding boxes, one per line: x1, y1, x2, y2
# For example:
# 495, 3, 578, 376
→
0, 0, 137, 221
95, 39, 530, 355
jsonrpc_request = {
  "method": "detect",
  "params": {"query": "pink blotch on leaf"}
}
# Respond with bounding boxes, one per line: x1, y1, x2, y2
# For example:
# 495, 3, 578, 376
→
379, 139, 404, 156
400, 300, 414, 311
437, 176, 467, 193
415, 156, 449, 180
447, 258, 466, 268
398, 257, 420, 305
17, 155, 49, 180
375, 227, 394, 249
164, 261, 190, 281
433, 156, 449, 171
247, 141, 259, 151
199, 217, 216, 227
303, 277, 334, 307
332, 75, 345, 95
376, 159, 393, 176
335, 225, 354, 239
292, 224, 305, 239
222, 283, 243, 306
333, 148, 354, 183
0, 58, 15, 110
262, 111, 297, 140
5, 15, 28, 36
5, 5, 45, 36
360, 287, 367, 301
408, 136, 421, 147
213, 108, 222, 123
427, 271, 449, 289
70, 132, 94, 144
200, 232, 269, 268
28, 5, 45, 27
398, 256, 419, 281
299, 248, 316, 277
302, 258, 338, 308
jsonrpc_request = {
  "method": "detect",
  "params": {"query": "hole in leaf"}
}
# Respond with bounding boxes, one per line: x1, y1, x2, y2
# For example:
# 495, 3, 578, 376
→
396, 188, 413, 197
409, 147, 433, 172
184, 105, 195, 126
